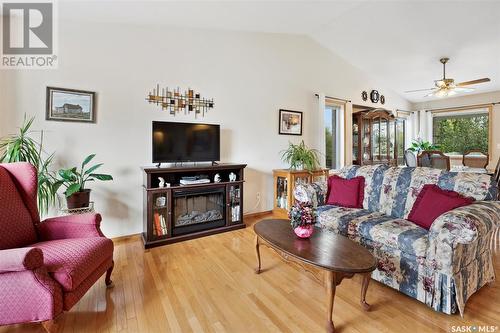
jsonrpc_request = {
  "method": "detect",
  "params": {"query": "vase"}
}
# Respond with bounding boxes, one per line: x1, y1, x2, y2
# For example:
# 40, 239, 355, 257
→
66, 189, 91, 209
294, 224, 314, 238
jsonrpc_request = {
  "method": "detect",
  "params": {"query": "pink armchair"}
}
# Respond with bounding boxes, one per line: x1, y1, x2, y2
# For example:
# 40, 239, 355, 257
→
0, 162, 114, 332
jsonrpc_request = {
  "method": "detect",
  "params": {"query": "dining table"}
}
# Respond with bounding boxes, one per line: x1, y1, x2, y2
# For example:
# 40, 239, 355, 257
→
450, 166, 489, 174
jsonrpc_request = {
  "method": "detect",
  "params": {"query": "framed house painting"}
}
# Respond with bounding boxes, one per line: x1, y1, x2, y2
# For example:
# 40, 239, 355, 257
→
46, 87, 96, 123
279, 109, 302, 135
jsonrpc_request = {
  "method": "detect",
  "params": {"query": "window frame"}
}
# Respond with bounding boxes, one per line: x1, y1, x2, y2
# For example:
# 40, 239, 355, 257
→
321, 98, 347, 170
429, 105, 493, 160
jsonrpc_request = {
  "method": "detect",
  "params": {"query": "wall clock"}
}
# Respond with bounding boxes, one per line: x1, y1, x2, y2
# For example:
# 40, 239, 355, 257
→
361, 91, 368, 101
380, 95, 385, 105
370, 90, 380, 103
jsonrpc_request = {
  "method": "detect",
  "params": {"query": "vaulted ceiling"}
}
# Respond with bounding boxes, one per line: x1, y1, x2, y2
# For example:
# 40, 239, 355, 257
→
61, 1, 500, 102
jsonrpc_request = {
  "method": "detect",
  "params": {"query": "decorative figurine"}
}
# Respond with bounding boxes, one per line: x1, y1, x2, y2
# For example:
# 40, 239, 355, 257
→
229, 172, 237, 182
158, 177, 165, 188
156, 196, 166, 207
214, 173, 221, 183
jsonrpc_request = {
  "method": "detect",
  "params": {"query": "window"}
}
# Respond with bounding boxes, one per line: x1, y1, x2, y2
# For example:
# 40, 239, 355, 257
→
324, 105, 340, 169
395, 118, 406, 165
432, 108, 489, 155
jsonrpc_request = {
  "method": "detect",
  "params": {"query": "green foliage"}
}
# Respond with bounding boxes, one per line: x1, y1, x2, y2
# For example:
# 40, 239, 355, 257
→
281, 140, 320, 171
407, 138, 439, 153
55, 154, 113, 197
0, 116, 57, 215
433, 114, 488, 154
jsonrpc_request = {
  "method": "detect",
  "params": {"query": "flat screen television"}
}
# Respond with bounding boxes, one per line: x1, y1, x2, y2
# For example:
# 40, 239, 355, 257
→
152, 121, 220, 163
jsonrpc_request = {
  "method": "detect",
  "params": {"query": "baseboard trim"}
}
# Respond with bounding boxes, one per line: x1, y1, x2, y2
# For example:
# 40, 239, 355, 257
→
243, 210, 273, 219
112, 234, 141, 242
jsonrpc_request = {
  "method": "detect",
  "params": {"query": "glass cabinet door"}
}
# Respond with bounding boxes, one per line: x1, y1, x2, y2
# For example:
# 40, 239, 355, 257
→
363, 120, 371, 161
228, 184, 242, 224
275, 176, 288, 210
380, 118, 388, 160
150, 191, 170, 239
353, 120, 359, 163
390, 121, 396, 161
372, 119, 380, 161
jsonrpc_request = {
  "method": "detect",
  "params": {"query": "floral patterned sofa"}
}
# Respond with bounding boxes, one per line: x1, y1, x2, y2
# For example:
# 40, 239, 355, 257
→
293, 165, 500, 315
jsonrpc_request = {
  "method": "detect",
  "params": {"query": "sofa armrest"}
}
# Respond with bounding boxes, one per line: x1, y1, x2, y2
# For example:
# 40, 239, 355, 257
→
426, 201, 500, 274
293, 181, 327, 208
0, 247, 44, 273
38, 213, 104, 240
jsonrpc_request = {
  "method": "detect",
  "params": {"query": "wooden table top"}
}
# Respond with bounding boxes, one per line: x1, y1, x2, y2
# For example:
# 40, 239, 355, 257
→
254, 219, 377, 273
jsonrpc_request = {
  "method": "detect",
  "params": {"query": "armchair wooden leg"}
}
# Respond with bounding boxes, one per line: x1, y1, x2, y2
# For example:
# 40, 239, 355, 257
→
105, 260, 114, 288
41, 319, 59, 333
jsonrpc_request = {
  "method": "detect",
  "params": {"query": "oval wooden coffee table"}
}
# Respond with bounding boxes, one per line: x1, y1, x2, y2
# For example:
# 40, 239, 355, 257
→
254, 219, 377, 333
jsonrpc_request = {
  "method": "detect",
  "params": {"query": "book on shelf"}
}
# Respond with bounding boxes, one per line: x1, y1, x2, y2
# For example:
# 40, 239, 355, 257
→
159, 214, 168, 235
154, 212, 164, 236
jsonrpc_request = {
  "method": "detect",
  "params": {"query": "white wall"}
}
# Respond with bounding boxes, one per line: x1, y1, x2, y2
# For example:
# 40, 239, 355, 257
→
413, 91, 500, 169
0, 20, 410, 237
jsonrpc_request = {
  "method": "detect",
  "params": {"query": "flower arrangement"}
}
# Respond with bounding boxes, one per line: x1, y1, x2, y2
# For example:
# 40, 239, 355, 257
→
289, 202, 315, 229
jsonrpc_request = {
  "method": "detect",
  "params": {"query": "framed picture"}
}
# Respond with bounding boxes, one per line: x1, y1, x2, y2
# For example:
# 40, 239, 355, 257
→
46, 87, 96, 123
279, 109, 303, 136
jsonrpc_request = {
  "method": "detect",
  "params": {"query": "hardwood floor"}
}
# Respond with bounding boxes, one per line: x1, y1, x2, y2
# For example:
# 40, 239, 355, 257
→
2, 214, 500, 333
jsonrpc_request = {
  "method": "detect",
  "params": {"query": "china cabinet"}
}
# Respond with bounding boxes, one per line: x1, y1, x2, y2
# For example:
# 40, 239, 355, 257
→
352, 109, 405, 166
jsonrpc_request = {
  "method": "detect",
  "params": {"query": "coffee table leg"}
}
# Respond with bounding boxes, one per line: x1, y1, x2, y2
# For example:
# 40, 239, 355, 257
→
326, 271, 336, 333
255, 235, 261, 274
360, 272, 371, 311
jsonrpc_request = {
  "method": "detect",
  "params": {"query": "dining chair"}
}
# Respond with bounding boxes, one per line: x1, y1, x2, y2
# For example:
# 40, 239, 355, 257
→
404, 149, 417, 167
493, 156, 500, 201
417, 150, 450, 171
463, 150, 489, 168
494, 156, 500, 183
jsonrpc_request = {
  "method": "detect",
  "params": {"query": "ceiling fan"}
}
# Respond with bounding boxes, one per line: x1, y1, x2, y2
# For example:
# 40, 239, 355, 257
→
404, 57, 490, 97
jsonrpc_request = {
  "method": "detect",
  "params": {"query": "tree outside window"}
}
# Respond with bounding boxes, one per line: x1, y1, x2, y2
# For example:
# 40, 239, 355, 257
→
432, 112, 488, 155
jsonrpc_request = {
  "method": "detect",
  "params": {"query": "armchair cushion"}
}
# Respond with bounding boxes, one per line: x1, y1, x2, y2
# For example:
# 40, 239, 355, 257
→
38, 213, 104, 240
32, 237, 113, 292
0, 247, 43, 272
0, 166, 38, 250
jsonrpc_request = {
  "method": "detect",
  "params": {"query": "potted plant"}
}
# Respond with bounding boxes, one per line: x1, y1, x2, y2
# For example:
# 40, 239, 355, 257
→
281, 140, 320, 171
407, 138, 440, 154
56, 154, 113, 209
0, 115, 57, 215
289, 202, 315, 238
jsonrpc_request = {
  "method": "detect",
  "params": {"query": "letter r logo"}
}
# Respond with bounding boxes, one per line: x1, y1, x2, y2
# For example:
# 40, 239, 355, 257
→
2, 3, 53, 54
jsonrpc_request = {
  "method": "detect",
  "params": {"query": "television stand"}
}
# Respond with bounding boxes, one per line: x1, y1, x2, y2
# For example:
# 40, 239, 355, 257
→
141, 163, 246, 248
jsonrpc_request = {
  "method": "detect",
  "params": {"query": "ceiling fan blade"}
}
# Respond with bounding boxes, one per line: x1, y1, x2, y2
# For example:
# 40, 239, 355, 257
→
424, 90, 439, 97
404, 88, 435, 93
456, 78, 491, 86
453, 87, 475, 93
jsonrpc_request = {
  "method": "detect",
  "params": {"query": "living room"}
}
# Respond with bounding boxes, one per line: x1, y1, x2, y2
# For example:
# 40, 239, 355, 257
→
0, 1, 499, 332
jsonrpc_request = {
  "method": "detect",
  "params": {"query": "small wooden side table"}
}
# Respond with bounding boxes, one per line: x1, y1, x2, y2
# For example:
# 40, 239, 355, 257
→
272, 168, 329, 218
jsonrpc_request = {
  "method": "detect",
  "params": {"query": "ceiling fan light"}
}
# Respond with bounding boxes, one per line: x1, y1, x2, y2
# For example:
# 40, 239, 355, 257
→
447, 90, 457, 96
436, 89, 447, 97
435, 80, 445, 88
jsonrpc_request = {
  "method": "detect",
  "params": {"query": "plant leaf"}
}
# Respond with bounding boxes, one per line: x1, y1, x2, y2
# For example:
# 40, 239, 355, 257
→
65, 183, 81, 197
84, 163, 103, 175
82, 154, 96, 168
89, 173, 113, 181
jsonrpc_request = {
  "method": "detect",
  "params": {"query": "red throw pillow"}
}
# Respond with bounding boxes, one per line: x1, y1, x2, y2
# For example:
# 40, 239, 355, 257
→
326, 175, 365, 208
408, 184, 474, 230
